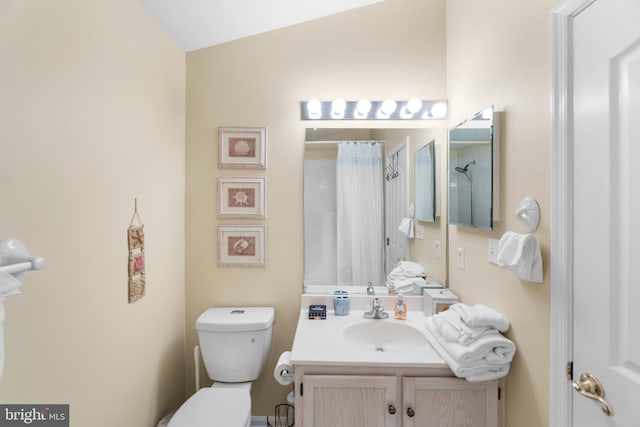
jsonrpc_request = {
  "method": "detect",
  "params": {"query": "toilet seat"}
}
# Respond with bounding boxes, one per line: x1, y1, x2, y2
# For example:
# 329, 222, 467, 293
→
167, 387, 251, 427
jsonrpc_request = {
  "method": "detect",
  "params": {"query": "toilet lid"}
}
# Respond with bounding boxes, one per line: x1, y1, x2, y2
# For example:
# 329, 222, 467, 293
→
168, 388, 251, 427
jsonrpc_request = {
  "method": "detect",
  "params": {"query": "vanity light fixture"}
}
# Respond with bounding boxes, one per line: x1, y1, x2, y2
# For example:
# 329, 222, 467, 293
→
301, 99, 447, 120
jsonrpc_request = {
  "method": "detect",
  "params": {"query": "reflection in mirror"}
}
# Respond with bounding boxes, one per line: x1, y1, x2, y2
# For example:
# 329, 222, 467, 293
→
415, 141, 436, 223
303, 128, 448, 294
449, 105, 498, 230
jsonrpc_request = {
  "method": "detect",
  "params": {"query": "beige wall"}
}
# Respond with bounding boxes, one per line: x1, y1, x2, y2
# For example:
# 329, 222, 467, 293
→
0, 1, 186, 426
186, 0, 447, 414
446, 1, 555, 426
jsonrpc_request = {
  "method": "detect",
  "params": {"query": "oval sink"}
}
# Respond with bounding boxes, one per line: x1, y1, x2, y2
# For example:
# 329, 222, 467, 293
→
342, 321, 427, 352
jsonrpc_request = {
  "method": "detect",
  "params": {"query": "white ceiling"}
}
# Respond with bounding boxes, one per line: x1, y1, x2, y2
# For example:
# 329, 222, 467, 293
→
139, 0, 384, 52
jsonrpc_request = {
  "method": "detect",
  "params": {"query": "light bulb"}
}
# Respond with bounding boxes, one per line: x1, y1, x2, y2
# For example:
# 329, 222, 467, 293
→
331, 98, 346, 119
406, 97, 423, 114
381, 99, 397, 115
430, 102, 447, 119
306, 98, 321, 118
355, 99, 372, 118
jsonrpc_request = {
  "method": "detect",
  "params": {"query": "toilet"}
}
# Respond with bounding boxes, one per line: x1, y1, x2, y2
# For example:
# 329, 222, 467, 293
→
168, 307, 275, 427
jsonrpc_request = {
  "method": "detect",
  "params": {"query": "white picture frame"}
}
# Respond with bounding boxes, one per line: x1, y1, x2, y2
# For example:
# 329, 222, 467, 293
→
217, 225, 266, 267
217, 176, 266, 219
218, 127, 267, 169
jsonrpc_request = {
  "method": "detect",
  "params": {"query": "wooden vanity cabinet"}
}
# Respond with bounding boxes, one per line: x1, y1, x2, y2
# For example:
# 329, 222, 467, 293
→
402, 377, 498, 427
295, 366, 500, 427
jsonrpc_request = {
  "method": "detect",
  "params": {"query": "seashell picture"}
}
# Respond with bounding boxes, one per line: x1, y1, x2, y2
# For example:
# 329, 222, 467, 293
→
217, 225, 266, 267
217, 177, 266, 219
218, 127, 267, 169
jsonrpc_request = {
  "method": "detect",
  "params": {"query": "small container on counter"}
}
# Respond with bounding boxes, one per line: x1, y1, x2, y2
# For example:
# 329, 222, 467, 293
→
423, 289, 459, 316
333, 290, 350, 316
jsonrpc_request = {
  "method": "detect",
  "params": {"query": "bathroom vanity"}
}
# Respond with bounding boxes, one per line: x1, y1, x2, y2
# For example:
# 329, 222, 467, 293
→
290, 296, 502, 427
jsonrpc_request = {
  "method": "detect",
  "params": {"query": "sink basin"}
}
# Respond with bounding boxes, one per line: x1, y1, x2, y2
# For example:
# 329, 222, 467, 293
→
342, 320, 427, 352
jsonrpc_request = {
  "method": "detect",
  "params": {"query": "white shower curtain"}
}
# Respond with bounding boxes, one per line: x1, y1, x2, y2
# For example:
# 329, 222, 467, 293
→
336, 142, 384, 286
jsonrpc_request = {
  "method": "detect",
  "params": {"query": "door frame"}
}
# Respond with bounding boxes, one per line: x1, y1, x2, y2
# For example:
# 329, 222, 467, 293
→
384, 139, 409, 275
550, 0, 596, 425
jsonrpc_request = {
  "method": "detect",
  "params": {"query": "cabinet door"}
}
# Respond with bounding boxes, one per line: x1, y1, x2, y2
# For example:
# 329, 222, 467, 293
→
301, 375, 399, 427
402, 377, 498, 427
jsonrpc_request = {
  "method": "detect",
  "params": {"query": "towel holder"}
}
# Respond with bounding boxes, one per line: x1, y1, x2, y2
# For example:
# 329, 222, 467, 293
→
515, 197, 539, 233
0, 239, 45, 279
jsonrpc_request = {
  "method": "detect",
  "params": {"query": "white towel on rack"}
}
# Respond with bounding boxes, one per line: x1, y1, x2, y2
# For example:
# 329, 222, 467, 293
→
398, 218, 414, 238
495, 231, 543, 283
398, 203, 415, 238
0, 272, 22, 301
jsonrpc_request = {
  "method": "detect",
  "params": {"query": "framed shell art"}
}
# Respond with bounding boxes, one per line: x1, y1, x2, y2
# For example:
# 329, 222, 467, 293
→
217, 176, 266, 219
218, 225, 266, 267
218, 127, 267, 169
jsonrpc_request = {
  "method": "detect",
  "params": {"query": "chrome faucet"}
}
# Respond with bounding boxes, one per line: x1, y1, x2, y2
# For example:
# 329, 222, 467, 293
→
366, 282, 375, 295
364, 297, 389, 319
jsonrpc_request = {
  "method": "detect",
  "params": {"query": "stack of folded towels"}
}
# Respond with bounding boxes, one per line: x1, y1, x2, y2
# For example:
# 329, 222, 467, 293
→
424, 303, 516, 382
386, 261, 427, 293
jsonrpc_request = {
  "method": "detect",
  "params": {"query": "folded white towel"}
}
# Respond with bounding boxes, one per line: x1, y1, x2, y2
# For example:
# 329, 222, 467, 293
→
450, 303, 510, 333
387, 278, 416, 294
0, 272, 22, 302
496, 231, 543, 283
398, 261, 426, 277
425, 317, 515, 366
433, 309, 500, 345
425, 318, 511, 382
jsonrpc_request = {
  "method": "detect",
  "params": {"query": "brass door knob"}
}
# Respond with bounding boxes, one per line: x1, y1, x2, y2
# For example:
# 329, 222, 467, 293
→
572, 373, 614, 416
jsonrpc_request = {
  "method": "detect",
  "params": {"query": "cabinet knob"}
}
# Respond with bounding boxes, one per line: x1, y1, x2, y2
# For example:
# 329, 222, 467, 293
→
388, 404, 396, 415
407, 407, 415, 417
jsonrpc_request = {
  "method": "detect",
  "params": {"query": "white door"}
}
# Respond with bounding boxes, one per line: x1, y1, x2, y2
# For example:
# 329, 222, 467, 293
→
385, 139, 409, 275
571, 0, 640, 424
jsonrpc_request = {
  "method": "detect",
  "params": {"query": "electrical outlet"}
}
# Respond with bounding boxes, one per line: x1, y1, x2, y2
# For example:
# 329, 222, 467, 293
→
415, 224, 425, 240
434, 240, 441, 258
457, 247, 465, 269
488, 239, 500, 265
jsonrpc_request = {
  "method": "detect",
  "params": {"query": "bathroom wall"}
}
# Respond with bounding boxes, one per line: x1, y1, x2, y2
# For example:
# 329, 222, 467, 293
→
186, 0, 447, 415
446, 0, 556, 426
0, 1, 186, 426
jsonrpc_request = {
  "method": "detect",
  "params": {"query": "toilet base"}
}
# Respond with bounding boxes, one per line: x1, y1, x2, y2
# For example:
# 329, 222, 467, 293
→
166, 383, 252, 427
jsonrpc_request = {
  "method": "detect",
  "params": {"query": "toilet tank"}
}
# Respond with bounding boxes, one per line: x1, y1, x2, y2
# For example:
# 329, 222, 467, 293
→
196, 307, 274, 383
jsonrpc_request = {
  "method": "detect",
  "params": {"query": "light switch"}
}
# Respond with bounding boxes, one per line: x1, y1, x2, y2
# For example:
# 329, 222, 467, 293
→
457, 247, 465, 269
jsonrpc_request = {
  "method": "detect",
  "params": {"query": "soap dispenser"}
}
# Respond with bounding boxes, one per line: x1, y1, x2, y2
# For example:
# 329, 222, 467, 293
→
394, 292, 407, 320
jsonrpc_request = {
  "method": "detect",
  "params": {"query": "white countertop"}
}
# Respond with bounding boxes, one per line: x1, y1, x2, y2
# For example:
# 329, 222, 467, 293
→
290, 308, 448, 368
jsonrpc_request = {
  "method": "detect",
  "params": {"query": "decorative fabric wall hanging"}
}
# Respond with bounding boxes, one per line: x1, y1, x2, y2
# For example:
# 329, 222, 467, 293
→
128, 199, 145, 303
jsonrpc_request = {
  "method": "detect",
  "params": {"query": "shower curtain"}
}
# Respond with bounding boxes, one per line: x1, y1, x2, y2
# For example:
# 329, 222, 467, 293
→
336, 142, 384, 286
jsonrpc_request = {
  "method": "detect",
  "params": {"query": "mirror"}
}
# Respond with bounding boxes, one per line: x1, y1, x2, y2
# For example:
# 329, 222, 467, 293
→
449, 105, 499, 230
303, 128, 448, 293
414, 141, 436, 222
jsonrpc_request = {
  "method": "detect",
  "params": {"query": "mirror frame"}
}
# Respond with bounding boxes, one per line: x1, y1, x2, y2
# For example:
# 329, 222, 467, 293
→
414, 140, 436, 223
448, 105, 500, 230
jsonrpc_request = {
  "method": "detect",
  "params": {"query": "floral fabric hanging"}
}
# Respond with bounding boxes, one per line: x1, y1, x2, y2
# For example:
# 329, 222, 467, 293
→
128, 200, 145, 303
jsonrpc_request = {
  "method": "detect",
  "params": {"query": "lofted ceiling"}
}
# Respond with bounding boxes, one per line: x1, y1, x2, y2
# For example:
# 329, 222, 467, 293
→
139, 0, 384, 52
